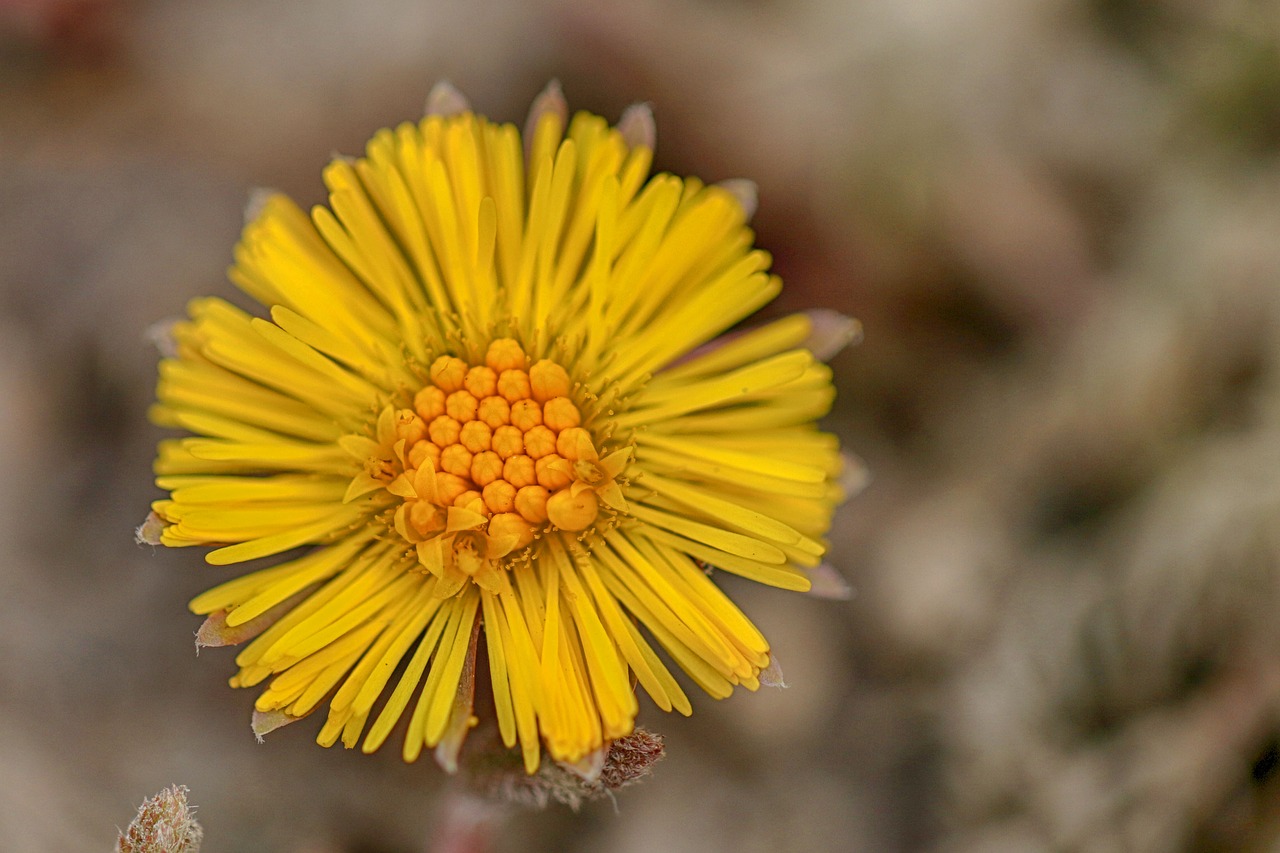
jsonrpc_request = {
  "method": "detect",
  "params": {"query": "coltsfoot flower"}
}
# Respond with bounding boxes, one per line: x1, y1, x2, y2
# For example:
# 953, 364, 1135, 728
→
145, 82, 856, 774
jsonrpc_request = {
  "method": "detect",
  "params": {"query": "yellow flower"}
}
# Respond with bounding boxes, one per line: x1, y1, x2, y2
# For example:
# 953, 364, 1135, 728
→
146, 82, 854, 774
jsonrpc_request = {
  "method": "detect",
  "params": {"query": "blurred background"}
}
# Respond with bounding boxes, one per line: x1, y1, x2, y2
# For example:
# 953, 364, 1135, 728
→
5, 0, 1280, 850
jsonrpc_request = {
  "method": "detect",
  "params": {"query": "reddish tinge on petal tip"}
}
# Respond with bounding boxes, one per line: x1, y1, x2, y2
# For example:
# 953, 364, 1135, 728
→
252, 708, 306, 743
716, 178, 757, 221
559, 745, 607, 784
839, 451, 871, 499
806, 562, 854, 601
135, 511, 166, 545
804, 309, 862, 362
617, 102, 656, 151
759, 654, 787, 689
196, 611, 251, 649
524, 80, 568, 159
196, 596, 300, 650
434, 616, 482, 774
426, 81, 471, 118
244, 187, 276, 224
144, 322, 180, 359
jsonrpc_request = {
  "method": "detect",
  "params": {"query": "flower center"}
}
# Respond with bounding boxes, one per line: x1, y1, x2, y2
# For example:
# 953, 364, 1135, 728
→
373, 338, 630, 595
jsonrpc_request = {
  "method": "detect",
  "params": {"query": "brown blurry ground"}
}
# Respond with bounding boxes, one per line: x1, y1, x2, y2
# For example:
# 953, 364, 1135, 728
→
5, 1, 1280, 851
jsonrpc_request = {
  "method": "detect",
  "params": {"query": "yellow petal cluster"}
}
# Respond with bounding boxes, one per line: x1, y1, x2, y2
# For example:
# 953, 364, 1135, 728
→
148, 84, 847, 772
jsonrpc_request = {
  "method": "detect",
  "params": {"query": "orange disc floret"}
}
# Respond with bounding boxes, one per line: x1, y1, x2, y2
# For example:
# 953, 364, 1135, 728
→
514, 485, 550, 523
523, 425, 556, 459
486, 338, 527, 373
556, 427, 594, 461
440, 445, 474, 478
497, 369, 532, 402
445, 390, 479, 423
429, 356, 468, 392
482, 480, 516, 513
428, 415, 461, 447
529, 359, 571, 402
477, 396, 510, 428
510, 399, 543, 432
535, 454, 572, 490
414, 386, 446, 421
547, 488, 599, 532
408, 441, 441, 469
543, 397, 581, 432
464, 365, 497, 398
459, 421, 492, 453
488, 512, 535, 550
491, 426, 523, 459
503, 454, 536, 488
470, 451, 503, 487
395, 410, 428, 445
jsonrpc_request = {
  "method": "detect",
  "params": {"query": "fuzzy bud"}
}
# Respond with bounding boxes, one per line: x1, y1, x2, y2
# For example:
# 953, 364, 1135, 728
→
116, 785, 203, 853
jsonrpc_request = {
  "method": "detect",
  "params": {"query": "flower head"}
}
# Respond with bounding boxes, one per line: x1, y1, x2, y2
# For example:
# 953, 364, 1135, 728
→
147, 82, 853, 774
